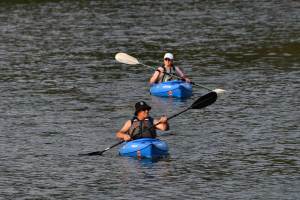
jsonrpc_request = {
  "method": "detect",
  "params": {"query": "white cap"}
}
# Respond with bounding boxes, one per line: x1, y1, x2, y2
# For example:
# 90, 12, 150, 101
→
164, 53, 174, 60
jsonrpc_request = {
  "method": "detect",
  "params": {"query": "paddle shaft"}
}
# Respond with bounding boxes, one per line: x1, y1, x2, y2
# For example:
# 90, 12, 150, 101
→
115, 53, 225, 93
81, 106, 192, 156
115, 91, 217, 142
140, 63, 214, 91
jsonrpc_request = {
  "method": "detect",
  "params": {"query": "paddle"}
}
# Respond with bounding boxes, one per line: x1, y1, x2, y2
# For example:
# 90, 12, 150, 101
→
79, 91, 217, 156
115, 52, 226, 94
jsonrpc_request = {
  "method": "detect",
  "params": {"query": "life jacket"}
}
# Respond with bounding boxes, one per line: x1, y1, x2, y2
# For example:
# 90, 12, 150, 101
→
129, 116, 157, 140
161, 65, 178, 82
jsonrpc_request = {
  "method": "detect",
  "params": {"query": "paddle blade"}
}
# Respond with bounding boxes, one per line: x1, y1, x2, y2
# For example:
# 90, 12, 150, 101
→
191, 91, 217, 109
79, 140, 124, 156
78, 151, 104, 156
115, 53, 140, 65
213, 88, 226, 94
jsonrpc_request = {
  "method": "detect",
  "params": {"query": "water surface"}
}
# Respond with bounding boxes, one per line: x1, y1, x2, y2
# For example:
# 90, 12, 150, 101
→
0, 0, 299, 199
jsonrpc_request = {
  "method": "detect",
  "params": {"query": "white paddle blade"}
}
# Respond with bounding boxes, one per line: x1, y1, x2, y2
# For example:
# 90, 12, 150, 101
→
213, 88, 226, 94
115, 53, 139, 65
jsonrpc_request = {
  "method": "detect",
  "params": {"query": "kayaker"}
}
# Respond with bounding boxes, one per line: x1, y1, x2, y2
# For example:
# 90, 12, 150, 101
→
149, 53, 191, 84
116, 101, 169, 141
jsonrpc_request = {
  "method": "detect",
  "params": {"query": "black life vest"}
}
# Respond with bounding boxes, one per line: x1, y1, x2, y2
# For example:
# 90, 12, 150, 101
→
129, 116, 156, 140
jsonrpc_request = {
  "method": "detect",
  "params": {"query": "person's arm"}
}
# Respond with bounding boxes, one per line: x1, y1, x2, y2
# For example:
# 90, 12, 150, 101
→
149, 67, 163, 84
175, 67, 191, 82
154, 116, 169, 131
116, 120, 132, 141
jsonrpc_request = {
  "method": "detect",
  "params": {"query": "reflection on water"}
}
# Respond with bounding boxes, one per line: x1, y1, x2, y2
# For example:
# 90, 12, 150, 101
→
150, 95, 189, 115
120, 155, 172, 168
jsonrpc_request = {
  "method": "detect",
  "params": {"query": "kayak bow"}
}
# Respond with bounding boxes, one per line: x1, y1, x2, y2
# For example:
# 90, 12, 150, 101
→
150, 80, 192, 98
119, 138, 169, 159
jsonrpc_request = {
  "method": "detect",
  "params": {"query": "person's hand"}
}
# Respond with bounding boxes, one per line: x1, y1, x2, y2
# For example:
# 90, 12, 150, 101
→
159, 116, 168, 123
180, 77, 191, 83
123, 134, 131, 141
184, 77, 191, 83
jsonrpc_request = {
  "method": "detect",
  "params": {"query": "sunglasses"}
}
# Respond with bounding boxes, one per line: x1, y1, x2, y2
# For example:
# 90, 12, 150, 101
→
164, 58, 172, 61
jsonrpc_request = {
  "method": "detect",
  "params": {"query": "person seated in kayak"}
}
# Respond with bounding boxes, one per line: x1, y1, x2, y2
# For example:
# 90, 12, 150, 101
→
116, 101, 169, 141
149, 53, 191, 84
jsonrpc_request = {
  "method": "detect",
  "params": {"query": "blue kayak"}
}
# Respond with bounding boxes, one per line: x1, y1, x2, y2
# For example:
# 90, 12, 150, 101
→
119, 138, 169, 159
150, 80, 192, 98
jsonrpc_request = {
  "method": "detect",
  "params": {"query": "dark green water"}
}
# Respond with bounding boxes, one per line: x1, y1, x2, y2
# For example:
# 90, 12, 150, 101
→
0, 0, 299, 199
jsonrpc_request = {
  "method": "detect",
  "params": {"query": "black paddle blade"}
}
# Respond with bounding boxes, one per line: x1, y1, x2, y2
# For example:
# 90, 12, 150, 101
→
78, 151, 104, 156
191, 91, 217, 109
79, 141, 124, 156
